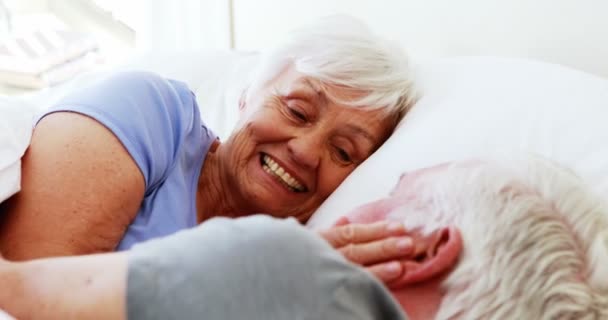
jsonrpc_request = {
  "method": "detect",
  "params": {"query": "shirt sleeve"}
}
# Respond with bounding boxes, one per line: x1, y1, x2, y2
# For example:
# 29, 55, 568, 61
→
126, 215, 407, 320
39, 71, 200, 192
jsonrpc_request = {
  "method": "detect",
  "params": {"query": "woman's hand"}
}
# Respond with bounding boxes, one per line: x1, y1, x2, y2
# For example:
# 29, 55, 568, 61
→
317, 217, 413, 284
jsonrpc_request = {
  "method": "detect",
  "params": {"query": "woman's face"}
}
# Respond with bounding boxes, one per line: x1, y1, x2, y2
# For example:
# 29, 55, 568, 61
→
221, 66, 394, 221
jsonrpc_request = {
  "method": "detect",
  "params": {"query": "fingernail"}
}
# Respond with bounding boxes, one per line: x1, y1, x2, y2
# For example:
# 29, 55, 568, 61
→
387, 222, 403, 233
385, 261, 401, 274
396, 238, 412, 251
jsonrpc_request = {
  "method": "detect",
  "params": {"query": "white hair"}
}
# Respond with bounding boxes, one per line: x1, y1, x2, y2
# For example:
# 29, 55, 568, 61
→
390, 154, 608, 319
246, 15, 417, 126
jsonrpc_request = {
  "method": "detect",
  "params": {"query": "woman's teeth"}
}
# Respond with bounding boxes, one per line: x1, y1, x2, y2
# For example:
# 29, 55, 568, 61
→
262, 155, 306, 192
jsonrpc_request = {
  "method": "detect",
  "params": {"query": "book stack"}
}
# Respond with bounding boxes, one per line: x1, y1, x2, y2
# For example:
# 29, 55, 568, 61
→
0, 29, 101, 89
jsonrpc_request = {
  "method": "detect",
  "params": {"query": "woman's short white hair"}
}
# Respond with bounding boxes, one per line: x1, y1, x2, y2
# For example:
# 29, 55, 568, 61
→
246, 15, 417, 127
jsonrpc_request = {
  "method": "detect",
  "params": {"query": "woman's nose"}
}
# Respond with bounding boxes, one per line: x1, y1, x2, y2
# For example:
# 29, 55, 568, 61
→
287, 131, 322, 169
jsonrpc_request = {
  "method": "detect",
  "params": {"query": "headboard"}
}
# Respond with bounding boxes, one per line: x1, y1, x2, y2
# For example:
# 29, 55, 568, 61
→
232, 0, 608, 79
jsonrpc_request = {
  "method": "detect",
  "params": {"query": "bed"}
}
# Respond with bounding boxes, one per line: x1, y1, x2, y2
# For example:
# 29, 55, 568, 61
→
2, 4, 608, 317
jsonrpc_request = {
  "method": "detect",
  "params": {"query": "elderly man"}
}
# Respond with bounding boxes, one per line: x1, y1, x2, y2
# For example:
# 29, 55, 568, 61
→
1, 155, 606, 319
346, 156, 608, 318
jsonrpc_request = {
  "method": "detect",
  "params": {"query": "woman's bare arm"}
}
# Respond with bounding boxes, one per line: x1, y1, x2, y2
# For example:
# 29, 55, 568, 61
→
0, 252, 127, 319
0, 112, 145, 260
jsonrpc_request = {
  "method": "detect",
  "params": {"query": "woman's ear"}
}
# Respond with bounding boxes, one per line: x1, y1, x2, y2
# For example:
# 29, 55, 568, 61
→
388, 227, 462, 289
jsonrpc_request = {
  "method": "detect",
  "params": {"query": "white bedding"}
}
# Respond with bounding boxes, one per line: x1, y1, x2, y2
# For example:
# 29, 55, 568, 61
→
0, 100, 36, 203
0, 309, 15, 320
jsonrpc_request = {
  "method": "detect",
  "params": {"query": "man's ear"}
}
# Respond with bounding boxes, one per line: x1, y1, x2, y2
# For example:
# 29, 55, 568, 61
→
388, 227, 462, 289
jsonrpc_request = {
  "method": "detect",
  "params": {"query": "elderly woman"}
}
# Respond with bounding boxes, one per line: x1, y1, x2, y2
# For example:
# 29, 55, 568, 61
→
0, 16, 416, 281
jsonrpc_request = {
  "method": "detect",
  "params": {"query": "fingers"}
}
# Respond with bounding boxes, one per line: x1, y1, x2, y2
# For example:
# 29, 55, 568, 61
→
333, 216, 350, 226
319, 221, 407, 249
367, 261, 404, 284
317, 219, 418, 285
339, 236, 413, 265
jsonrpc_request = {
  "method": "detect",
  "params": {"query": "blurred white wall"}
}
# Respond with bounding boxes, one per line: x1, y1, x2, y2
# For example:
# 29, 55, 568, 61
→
135, 0, 231, 52
233, 0, 608, 78
4, 0, 48, 13
7, 0, 608, 78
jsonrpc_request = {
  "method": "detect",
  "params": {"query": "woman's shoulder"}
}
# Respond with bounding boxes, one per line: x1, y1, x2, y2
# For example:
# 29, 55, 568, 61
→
44, 70, 203, 139
39, 70, 208, 192
53, 71, 195, 112
98, 71, 193, 99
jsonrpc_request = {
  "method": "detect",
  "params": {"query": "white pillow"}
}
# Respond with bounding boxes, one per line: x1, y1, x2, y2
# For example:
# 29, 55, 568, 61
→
0, 100, 36, 203
308, 56, 608, 228
192, 52, 259, 139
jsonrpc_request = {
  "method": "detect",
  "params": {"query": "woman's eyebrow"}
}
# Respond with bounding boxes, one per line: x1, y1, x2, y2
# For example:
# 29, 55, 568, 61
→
302, 78, 322, 95
295, 78, 326, 106
300, 79, 378, 148
345, 124, 377, 147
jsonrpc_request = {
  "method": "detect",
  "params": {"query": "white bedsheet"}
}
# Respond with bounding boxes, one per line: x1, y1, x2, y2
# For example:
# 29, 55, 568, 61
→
0, 99, 36, 203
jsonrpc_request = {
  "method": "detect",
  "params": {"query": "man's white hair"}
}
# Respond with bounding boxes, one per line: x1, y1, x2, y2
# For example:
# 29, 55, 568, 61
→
246, 15, 417, 127
391, 154, 608, 319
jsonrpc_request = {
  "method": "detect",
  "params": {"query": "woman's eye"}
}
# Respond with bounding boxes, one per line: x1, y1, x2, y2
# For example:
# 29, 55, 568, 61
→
288, 107, 307, 122
335, 147, 352, 163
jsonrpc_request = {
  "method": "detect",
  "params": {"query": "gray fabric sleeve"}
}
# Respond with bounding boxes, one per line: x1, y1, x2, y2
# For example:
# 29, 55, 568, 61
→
127, 215, 407, 320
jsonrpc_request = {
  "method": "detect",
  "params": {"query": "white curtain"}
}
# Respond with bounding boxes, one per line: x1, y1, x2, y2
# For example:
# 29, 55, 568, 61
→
134, 0, 232, 52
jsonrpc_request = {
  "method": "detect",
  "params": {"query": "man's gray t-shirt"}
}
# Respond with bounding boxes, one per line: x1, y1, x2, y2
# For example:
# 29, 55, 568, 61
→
127, 215, 407, 320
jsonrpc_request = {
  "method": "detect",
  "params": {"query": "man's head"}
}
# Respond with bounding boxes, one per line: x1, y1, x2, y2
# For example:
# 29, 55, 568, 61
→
347, 155, 608, 319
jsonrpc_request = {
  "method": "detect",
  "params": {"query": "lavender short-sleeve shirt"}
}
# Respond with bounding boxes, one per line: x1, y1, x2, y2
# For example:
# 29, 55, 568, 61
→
42, 71, 217, 250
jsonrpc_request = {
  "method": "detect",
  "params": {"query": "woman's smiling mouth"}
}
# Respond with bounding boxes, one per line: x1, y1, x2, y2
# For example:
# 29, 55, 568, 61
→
260, 154, 308, 192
